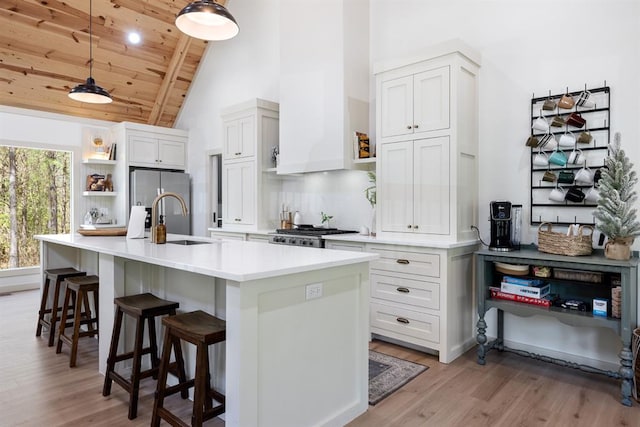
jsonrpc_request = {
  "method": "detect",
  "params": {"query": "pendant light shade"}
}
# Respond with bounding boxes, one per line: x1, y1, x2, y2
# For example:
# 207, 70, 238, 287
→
176, 0, 239, 41
68, 0, 112, 104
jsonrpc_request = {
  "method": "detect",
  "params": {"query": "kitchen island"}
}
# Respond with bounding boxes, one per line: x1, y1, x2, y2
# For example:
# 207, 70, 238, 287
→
36, 233, 377, 427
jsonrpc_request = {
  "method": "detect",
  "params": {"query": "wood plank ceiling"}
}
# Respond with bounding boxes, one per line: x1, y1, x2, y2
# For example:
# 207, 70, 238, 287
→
0, 0, 217, 128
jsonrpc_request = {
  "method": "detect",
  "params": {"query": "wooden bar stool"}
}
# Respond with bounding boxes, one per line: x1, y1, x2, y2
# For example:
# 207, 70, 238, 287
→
36, 268, 86, 347
56, 275, 99, 367
151, 310, 226, 427
102, 293, 184, 420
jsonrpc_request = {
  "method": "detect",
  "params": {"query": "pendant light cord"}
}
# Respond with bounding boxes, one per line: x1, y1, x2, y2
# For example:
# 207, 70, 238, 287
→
89, 0, 93, 79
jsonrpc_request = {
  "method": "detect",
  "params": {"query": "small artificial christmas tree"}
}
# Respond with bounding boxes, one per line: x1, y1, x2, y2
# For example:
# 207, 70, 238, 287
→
593, 132, 640, 259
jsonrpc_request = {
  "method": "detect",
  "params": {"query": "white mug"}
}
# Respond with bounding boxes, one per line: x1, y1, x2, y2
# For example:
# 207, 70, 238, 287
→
549, 187, 567, 202
568, 148, 586, 165
575, 166, 595, 185
576, 90, 596, 109
585, 186, 599, 203
532, 116, 550, 132
559, 132, 576, 148
533, 151, 549, 167
538, 133, 558, 150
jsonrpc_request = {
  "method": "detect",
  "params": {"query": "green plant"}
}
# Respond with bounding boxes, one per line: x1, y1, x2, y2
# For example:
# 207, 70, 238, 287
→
364, 171, 376, 208
320, 211, 333, 225
594, 132, 640, 239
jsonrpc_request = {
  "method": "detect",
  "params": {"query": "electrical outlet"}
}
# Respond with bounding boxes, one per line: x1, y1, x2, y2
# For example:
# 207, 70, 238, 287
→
305, 283, 323, 300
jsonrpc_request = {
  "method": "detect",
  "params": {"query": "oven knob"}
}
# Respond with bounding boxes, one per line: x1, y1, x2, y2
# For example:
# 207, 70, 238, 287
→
303, 240, 309, 246
290, 238, 297, 245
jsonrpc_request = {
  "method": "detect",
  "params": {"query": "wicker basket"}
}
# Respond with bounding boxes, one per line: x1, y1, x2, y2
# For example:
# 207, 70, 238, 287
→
633, 328, 639, 402
537, 222, 593, 256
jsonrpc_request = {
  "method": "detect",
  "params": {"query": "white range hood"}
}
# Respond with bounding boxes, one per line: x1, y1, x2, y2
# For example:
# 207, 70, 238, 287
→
278, 0, 369, 174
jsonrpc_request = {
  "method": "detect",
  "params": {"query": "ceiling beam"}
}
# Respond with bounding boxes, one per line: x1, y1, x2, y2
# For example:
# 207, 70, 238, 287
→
147, 33, 191, 126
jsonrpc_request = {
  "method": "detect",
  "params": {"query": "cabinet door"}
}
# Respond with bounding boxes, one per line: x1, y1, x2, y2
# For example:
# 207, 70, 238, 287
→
222, 161, 256, 226
224, 115, 255, 160
379, 141, 413, 233
129, 135, 159, 167
380, 75, 414, 138
414, 137, 450, 234
413, 66, 450, 133
157, 138, 185, 169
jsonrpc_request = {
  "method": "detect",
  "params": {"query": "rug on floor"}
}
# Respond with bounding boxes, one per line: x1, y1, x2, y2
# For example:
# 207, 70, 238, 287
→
368, 350, 428, 405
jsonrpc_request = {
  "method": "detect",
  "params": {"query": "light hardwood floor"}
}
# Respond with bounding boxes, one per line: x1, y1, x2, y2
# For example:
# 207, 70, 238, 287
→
1, 289, 639, 426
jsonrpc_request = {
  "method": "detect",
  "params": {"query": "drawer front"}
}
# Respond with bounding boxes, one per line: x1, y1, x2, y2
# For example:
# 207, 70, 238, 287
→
370, 302, 440, 344
371, 273, 439, 310
368, 247, 440, 277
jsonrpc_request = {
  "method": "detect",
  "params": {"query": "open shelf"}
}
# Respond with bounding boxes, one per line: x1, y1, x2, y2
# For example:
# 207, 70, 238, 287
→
83, 159, 117, 165
82, 191, 118, 197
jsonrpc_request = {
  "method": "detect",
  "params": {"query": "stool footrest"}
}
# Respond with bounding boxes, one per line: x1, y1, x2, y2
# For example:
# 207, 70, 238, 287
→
112, 347, 152, 363
156, 408, 190, 427
164, 379, 195, 397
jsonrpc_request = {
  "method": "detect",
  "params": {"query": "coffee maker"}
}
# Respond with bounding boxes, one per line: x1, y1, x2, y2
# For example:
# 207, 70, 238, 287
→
489, 201, 515, 251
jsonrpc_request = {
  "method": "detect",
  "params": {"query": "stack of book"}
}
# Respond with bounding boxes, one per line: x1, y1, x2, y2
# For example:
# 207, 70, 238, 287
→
490, 275, 551, 308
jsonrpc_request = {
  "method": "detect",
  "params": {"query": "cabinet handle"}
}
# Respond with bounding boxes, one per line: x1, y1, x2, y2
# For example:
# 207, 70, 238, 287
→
158, 159, 162, 162
406, 125, 412, 129
396, 287, 410, 293
235, 218, 241, 222
413, 225, 419, 229
396, 259, 410, 265
235, 152, 242, 156
414, 124, 419, 129
396, 317, 410, 325
407, 225, 412, 229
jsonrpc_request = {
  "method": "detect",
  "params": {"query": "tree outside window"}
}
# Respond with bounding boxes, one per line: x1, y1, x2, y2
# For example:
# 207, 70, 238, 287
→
0, 146, 71, 269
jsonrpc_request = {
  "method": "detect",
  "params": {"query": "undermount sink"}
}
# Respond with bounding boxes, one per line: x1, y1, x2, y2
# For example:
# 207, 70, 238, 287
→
166, 239, 212, 246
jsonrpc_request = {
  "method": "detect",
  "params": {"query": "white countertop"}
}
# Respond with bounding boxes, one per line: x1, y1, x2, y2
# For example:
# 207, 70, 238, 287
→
36, 233, 377, 282
323, 233, 480, 249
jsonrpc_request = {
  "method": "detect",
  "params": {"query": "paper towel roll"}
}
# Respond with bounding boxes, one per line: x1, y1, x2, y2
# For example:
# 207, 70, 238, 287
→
126, 205, 147, 239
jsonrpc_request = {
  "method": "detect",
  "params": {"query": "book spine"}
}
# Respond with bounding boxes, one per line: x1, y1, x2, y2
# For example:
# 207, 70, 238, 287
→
489, 287, 551, 307
500, 282, 550, 298
502, 275, 544, 286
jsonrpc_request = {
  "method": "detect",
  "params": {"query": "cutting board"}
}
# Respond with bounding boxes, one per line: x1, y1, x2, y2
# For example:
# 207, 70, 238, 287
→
77, 227, 127, 236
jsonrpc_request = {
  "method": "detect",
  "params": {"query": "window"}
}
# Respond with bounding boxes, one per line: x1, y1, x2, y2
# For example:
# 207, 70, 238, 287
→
0, 146, 71, 269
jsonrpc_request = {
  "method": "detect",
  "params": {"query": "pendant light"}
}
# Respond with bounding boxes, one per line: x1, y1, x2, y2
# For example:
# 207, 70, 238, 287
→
68, 0, 112, 104
175, 0, 239, 41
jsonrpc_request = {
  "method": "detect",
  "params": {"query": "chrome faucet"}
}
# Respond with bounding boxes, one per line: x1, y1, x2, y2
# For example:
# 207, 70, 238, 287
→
150, 192, 188, 243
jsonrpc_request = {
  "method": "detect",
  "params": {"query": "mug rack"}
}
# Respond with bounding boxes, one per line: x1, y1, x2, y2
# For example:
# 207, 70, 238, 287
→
528, 84, 611, 226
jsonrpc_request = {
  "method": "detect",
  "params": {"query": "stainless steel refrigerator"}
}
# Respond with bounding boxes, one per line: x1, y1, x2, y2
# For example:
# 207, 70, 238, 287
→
130, 169, 191, 235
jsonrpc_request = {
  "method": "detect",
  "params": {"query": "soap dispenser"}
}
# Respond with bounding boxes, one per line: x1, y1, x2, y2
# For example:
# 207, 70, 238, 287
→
155, 215, 166, 244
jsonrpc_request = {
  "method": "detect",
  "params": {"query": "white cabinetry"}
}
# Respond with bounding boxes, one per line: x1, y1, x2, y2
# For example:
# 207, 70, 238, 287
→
221, 99, 279, 231
324, 237, 477, 363
278, 0, 369, 174
378, 137, 449, 235
375, 40, 480, 243
113, 122, 187, 170
380, 66, 450, 139
128, 134, 186, 169
224, 115, 255, 160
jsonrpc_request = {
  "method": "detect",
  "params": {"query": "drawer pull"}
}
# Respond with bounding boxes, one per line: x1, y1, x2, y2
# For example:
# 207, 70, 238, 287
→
396, 259, 410, 265
396, 287, 410, 293
396, 317, 410, 325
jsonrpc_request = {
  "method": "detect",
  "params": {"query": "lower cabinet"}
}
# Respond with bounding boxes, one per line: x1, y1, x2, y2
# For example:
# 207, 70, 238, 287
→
325, 239, 477, 363
209, 230, 246, 241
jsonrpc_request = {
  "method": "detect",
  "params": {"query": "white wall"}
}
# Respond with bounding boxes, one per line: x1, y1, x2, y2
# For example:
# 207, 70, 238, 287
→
175, 0, 280, 236
370, 0, 640, 366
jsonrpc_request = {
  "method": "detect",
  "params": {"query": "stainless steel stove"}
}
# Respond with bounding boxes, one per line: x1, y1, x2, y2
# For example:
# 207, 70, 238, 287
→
269, 226, 357, 248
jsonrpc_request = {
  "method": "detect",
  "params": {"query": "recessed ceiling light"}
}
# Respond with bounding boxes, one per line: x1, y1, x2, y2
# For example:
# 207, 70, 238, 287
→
127, 32, 141, 44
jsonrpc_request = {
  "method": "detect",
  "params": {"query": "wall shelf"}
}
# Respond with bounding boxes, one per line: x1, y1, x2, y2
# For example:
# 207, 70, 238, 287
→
82, 191, 118, 197
82, 159, 117, 165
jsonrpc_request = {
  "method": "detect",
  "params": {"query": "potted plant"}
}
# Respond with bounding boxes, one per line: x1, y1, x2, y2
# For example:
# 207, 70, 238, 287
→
593, 132, 640, 260
320, 211, 333, 228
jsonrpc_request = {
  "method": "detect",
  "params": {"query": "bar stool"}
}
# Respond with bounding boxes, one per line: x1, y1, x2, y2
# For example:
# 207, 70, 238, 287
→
102, 293, 183, 420
36, 268, 86, 346
56, 275, 99, 367
151, 310, 226, 427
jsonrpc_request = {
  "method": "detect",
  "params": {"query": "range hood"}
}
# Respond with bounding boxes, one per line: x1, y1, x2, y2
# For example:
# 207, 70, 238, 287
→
277, 0, 369, 175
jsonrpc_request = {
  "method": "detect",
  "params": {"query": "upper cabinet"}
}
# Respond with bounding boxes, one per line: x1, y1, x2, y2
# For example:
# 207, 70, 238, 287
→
112, 122, 187, 171
278, 0, 369, 174
380, 67, 450, 139
375, 40, 481, 243
221, 99, 279, 231
224, 115, 255, 160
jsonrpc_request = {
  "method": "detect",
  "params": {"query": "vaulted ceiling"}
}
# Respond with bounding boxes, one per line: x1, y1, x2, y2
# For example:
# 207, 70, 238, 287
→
0, 0, 220, 128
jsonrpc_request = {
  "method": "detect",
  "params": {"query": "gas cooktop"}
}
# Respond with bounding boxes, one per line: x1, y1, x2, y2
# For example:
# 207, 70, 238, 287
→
270, 226, 358, 247
275, 226, 357, 236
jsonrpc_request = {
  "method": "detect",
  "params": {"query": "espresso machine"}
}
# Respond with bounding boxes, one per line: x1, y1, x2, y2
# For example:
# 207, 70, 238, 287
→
489, 201, 517, 251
